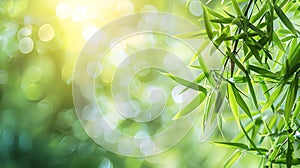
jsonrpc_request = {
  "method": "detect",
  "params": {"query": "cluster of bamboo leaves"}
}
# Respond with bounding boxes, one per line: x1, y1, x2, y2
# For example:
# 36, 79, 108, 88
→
164, 0, 300, 167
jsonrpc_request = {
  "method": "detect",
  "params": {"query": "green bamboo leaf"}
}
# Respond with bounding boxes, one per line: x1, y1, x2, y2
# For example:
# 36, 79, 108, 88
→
161, 73, 207, 94
246, 41, 262, 63
247, 65, 278, 79
260, 81, 275, 112
250, 2, 269, 23
179, 73, 206, 94
214, 83, 227, 114
231, 0, 242, 16
206, 6, 225, 18
273, 32, 285, 52
228, 84, 240, 127
230, 83, 252, 120
274, 4, 298, 36
223, 32, 250, 41
287, 42, 300, 72
240, 120, 261, 154
247, 22, 265, 36
210, 18, 234, 23
284, 72, 299, 120
245, 74, 258, 109
202, 4, 213, 40
213, 142, 248, 150
287, 140, 292, 168
233, 121, 254, 142
261, 85, 283, 112
292, 97, 300, 120
226, 50, 246, 73
269, 136, 287, 161
197, 53, 215, 86
172, 92, 206, 120
249, 148, 269, 154
224, 150, 243, 168
233, 76, 246, 83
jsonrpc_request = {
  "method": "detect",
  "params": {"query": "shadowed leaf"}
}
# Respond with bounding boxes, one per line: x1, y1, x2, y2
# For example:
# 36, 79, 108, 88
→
274, 4, 298, 36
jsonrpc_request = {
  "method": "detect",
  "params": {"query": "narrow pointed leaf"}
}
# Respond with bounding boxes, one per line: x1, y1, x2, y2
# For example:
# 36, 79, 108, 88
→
172, 92, 206, 120
246, 41, 262, 63
202, 4, 213, 40
162, 73, 207, 94
213, 142, 248, 150
226, 50, 246, 73
250, 2, 268, 23
224, 150, 243, 168
228, 84, 240, 127
240, 121, 261, 154
210, 18, 234, 23
261, 85, 283, 112
284, 72, 299, 120
230, 83, 252, 119
273, 32, 285, 52
206, 6, 225, 18
274, 4, 298, 36
197, 53, 215, 86
246, 74, 258, 109
247, 65, 278, 79
231, 0, 242, 16
292, 97, 300, 119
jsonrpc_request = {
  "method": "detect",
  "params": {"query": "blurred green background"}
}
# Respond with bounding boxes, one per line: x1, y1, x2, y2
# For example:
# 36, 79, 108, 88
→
0, 0, 262, 167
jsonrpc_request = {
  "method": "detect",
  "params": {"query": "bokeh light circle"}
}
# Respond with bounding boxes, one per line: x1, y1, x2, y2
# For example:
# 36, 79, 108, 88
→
18, 37, 34, 54
73, 12, 202, 157
38, 24, 55, 42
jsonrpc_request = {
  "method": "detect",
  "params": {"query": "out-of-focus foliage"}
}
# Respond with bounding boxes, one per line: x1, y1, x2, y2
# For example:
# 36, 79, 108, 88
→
0, 0, 248, 168
169, 0, 300, 167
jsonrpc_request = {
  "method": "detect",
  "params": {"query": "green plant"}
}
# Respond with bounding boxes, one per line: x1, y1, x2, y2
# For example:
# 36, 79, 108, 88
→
167, 0, 300, 167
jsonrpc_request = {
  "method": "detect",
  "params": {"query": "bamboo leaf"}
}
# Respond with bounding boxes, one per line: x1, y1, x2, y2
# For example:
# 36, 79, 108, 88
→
206, 6, 225, 18
261, 85, 283, 112
214, 83, 227, 114
210, 18, 234, 23
287, 139, 293, 168
247, 22, 265, 36
245, 74, 258, 109
240, 121, 261, 155
197, 53, 215, 86
284, 72, 299, 120
161, 73, 207, 94
224, 150, 243, 168
179, 73, 206, 94
274, 4, 298, 36
247, 65, 278, 79
213, 142, 248, 150
231, 0, 242, 16
230, 83, 252, 120
250, 2, 269, 23
233, 121, 254, 142
246, 41, 262, 63
273, 32, 285, 52
172, 92, 206, 120
292, 97, 300, 120
226, 50, 246, 73
260, 81, 275, 112
228, 84, 240, 127
202, 4, 214, 40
